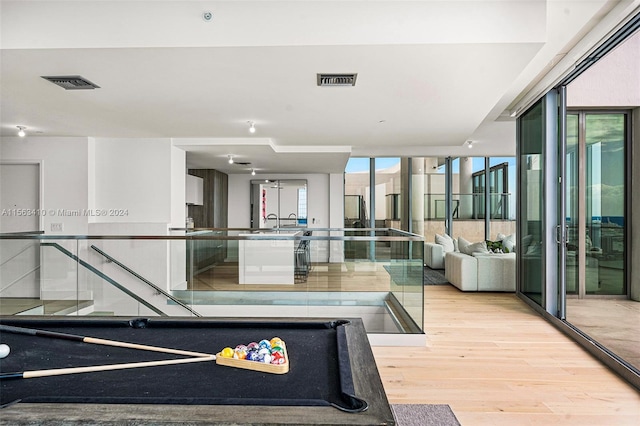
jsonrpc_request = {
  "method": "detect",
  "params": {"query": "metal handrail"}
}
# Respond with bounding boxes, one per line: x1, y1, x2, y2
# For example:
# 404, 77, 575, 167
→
1, 228, 425, 242
41, 242, 166, 316
90, 245, 201, 317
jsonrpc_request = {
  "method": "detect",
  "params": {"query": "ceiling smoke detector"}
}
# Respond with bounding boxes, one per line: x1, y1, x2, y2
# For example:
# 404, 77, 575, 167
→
317, 73, 357, 87
41, 75, 100, 90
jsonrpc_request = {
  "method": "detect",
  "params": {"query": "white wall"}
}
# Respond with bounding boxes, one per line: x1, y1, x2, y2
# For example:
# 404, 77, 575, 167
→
329, 173, 345, 263
90, 138, 173, 224
567, 31, 640, 107
171, 146, 186, 228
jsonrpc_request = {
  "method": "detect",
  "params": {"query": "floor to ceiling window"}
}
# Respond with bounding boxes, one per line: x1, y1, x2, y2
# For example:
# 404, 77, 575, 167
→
517, 18, 639, 385
347, 156, 516, 247
344, 158, 371, 230
450, 157, 486, 242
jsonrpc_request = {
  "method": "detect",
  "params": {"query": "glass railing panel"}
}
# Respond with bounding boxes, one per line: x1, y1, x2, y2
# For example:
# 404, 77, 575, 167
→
2, 229, 424, 336
38, 238, 83, 315
0, 237, 43, 314
86, 238, 199, 317
389, 239, 424, 331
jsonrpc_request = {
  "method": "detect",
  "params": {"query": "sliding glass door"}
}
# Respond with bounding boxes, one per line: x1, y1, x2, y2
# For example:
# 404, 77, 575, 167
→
565, 112, 627, 297
517, 92, 559, 311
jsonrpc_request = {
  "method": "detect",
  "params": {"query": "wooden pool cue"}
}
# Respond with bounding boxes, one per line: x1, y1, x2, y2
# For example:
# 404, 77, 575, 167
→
0, 355, 216, 380
0, 324, 214, 358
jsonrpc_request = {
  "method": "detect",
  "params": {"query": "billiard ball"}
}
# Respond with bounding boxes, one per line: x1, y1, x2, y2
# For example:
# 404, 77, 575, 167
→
0, 344, 10, 359
271, 351, 285, 365
270, 337, 283, 347
246, 351, 260, 362
258, 339, 271, 350
220, 347, 234, 358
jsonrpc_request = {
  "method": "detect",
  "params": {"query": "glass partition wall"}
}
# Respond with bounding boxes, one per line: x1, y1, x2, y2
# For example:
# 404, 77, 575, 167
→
0, 230, 424, 344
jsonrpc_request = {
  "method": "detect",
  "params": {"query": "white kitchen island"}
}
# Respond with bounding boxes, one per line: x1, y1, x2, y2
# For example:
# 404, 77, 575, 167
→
238, 230, 302, 284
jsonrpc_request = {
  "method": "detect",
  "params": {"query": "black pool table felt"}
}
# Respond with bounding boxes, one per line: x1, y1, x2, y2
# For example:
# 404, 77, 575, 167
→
0, 318, 365, 411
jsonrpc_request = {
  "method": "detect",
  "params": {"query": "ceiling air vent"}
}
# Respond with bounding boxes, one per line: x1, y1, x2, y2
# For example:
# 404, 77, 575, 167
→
317, 73, 357, 87
41, 75, 100, 90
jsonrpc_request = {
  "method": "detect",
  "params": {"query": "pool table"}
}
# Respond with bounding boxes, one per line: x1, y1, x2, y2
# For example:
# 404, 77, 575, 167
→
0, 317, 395, 425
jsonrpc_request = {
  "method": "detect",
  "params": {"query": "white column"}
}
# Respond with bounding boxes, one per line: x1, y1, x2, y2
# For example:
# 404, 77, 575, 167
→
411, 158, 425, 237
459, 157, 474, 219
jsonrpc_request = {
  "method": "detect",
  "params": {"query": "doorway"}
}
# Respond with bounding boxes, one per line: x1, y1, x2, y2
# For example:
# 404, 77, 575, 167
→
0, 163, 41, 233
0, 162, 41, 298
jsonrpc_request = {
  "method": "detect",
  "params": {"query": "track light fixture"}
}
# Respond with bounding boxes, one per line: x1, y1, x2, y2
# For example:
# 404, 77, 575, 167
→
17, 126, 26, 137
251, 168, 256, 176
466, 140, 473, 149
228, 155, 234, 164
248, 121, 256, 134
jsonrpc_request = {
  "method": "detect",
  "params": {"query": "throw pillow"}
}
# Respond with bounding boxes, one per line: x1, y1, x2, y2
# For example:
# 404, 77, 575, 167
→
521, 234, 533, 253
457, 236, 472, 254
502, 234, 516, 253
435, 233, 455, 253
466, 241, 490, 255
526, 242, 541, 255
458, 237, 489, 256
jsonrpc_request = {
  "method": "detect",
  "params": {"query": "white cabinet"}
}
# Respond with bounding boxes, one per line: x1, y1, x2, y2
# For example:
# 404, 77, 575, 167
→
186, 174, 203, 205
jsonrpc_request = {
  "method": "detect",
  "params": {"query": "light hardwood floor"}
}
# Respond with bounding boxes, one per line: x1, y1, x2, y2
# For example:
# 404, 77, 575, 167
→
374, 285, 640, 425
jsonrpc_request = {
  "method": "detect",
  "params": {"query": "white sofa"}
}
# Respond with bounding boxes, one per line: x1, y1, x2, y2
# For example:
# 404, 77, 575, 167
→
445, 251, 516, 292
425, 234, 457, 269
424, 242, 445, 269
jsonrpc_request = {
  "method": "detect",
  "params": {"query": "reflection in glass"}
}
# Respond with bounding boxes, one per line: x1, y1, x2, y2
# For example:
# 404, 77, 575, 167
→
250, 179, 307, 228
518, 100, 544, 305
565, 114, 580, 295
585, 114, 626, 295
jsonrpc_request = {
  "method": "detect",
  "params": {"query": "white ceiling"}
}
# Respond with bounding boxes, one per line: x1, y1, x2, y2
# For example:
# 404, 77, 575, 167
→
1, 0, 637, 174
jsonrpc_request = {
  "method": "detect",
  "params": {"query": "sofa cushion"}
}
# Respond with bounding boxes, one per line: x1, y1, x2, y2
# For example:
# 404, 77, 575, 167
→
457, 236, 471, 254
458, 237, 489, 255
435, 233, 455, 253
